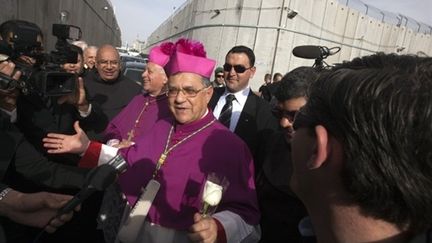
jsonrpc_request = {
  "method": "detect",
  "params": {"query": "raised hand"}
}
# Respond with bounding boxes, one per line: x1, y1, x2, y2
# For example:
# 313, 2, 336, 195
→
0, 61, 22, 111
57, 77, 89, 112
43, 121, 90, 155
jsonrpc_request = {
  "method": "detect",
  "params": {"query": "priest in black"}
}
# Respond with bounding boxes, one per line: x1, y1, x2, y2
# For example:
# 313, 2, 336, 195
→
83, 44, 142, 141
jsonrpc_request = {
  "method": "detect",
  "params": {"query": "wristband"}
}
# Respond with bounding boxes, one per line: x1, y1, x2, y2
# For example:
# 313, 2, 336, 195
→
0, 188, 12, 201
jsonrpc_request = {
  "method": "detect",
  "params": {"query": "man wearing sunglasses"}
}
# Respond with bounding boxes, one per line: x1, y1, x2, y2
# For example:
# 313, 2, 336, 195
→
290, 54, 432, 243
257, 66, 317, 242
211, 66, 225, 88
209, 45, 278, 173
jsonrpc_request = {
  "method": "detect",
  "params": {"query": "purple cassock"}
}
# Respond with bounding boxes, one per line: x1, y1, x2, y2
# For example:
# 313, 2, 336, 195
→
117, 111, 260, 230
103, 92, 171, 142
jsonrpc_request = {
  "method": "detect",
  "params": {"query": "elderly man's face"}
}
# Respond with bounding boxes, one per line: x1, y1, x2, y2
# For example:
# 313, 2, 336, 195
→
84, 48, 97, 69
96, 46, 121, 82
142, 62, 167, 96
167, 72, 213, 124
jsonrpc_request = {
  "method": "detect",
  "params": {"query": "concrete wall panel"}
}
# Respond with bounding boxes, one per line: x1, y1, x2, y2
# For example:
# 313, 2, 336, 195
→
145, 0, 432, 90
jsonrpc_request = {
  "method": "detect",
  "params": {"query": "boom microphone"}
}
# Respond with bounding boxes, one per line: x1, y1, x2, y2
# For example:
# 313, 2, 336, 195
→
292, 45, 341, 59
57, 163, 118, 215
292, 45, 324, 59
57, 154, 128, 216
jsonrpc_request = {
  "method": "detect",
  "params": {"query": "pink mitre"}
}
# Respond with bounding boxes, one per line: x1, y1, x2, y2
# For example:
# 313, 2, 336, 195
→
148, 41, 175, 67
165, 38, 216, 79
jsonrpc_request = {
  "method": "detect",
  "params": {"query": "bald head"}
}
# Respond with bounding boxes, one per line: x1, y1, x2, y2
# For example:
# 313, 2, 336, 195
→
96, 45, 121, 82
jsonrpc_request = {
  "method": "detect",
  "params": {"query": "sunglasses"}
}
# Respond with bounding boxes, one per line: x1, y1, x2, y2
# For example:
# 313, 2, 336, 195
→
216, 74, 224, 78
223, 63, 253, 73
272, 109, 299, 122
292, 110, 317, 130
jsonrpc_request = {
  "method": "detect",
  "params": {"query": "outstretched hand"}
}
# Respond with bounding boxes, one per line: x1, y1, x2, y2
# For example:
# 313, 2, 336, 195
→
43, 121, 90, 155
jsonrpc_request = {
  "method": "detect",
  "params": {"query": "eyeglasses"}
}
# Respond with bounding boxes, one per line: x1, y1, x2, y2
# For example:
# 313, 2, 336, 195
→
272, 109, 299, 123
223, 63, 253, 73
216, 74, 224, 78
98, 60, 119, 66
167, 86, 209, 98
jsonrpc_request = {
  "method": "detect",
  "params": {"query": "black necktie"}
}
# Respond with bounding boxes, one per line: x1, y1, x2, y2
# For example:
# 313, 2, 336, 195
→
219, 94, 236, 128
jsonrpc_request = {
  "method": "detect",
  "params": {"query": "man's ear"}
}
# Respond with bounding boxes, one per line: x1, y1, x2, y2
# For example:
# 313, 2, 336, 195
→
307, 125, 330, 169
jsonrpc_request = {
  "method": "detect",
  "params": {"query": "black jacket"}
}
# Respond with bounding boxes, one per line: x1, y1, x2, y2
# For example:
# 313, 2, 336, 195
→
0, 110, 87, 190
209, 87, 279, 171
83, 69, 142, 141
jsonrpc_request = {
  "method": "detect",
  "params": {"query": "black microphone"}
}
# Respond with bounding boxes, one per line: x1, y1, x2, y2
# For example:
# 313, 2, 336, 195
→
57, 154, 128, 215
292, 45, 341, 60
292, 45, 324, 59
56, 164, 117, 216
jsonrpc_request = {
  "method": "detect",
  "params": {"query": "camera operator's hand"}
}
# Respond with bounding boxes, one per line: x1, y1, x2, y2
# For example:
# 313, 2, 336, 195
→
43, 121, 90, 155
0, 189, 79, 233
57, 77, 89, 112
0, 61, 21, 111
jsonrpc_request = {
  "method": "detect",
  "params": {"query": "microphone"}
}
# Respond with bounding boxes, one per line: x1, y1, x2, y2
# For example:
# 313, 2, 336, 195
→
292, 45, 341, 59
57, 155, 128, 215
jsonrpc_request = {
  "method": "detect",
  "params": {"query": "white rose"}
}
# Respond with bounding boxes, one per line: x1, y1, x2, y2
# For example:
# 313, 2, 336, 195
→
203, 180, 223, 206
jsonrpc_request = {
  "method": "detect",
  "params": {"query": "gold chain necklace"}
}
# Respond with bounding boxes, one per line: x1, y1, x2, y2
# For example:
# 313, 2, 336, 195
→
153, 118, 216, 178
126, 93, 167, 142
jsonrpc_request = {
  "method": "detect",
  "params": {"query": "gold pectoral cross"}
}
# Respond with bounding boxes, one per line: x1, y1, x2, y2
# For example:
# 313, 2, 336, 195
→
153, 153, 167, 178
126, 130, 134, 143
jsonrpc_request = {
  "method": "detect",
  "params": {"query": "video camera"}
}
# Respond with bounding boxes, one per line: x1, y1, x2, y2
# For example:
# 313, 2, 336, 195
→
0, 21, 82, 96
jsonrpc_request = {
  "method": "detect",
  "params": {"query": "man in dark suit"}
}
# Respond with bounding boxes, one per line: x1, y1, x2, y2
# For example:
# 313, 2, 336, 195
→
209, 45, 278, 172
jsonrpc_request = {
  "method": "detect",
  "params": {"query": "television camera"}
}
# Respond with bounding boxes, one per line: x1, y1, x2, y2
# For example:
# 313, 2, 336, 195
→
0, 22, 82, 96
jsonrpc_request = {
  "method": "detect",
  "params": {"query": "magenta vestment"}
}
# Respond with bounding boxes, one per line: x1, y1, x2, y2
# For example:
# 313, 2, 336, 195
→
103, 93, 171, 142
117, 111, 260, 230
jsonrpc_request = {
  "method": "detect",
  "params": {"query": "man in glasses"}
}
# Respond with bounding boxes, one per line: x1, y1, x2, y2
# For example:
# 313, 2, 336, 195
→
257, 66, 317, 242
44, 39, 260, 243
83, 44, 142, 140
211, 66, 225, 88
290, 53, 432, 242
209, 45, 278, 174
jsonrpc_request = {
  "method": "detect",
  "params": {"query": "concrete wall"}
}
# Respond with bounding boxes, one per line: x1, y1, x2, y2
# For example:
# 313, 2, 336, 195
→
0, 0, 121, 51
146, 0, 432, 90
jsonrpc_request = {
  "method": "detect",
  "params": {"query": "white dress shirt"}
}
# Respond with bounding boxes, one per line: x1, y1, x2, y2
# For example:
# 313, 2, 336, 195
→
213, 87, 250, 132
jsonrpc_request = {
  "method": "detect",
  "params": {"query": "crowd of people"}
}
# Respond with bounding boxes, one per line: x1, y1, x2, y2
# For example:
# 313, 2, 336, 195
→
1, 18, 432, 243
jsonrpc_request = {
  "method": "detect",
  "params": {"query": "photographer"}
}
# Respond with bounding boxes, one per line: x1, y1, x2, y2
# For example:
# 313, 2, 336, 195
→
0, 60, 87, 242
0, 20, 106, 242
0, 20, 105, 163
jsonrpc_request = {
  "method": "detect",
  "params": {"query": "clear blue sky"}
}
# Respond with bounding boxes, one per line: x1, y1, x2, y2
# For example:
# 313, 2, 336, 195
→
111, 0, 432, 46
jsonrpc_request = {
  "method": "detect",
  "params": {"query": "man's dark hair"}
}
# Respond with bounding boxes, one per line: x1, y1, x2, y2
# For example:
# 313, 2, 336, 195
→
272, 72, 283, 81
226, 45, 255, 67
70, 44, 83, 58
275, 66, 317, 102
302, 53, 432, 233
